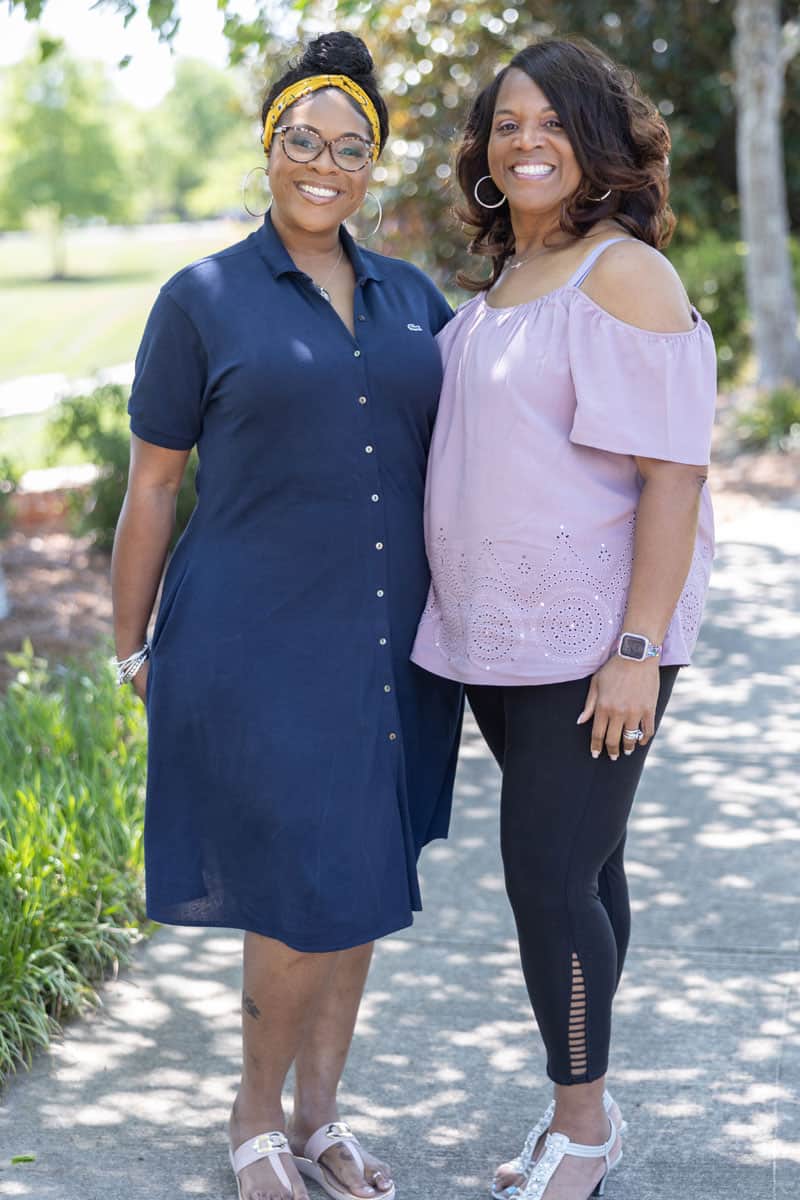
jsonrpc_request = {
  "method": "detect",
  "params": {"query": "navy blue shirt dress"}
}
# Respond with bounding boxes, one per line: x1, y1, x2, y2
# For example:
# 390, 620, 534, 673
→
128, 212, 464, 952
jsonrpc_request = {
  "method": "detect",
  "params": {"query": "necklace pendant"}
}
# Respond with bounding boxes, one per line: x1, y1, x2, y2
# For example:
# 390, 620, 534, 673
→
318, 285, 331, 302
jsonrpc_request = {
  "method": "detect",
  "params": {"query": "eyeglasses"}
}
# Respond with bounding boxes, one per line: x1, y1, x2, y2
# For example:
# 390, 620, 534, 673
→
274, 124, 374, 172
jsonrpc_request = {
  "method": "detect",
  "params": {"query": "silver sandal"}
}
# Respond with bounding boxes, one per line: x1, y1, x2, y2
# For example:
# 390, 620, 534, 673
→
491, 1090, 625, 1199
519, 1117, 621, 1199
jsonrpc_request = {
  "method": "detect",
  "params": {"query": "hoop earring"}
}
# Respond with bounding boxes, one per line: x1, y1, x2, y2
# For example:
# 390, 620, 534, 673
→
474, 174, 506, 209
587, 187, 612, 203
242, 165, 271, 217
347, 191, 383, 240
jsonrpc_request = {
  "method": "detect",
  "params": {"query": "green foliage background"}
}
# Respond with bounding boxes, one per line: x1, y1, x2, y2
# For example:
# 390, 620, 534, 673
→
218, 0, 800, 276
5, 1, 800, 257
0, 645, 147, 1078
48, 383, 198, 551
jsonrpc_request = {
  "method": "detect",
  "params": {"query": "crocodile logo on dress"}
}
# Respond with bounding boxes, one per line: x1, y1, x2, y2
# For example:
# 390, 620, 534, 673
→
407, 323, 423, 332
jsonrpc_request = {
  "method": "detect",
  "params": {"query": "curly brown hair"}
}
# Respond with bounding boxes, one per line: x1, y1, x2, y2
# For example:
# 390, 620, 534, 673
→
455, 37, 675, 291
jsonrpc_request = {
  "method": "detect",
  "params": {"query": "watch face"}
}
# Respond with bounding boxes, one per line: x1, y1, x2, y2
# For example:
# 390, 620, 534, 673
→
620, 633, 647, 660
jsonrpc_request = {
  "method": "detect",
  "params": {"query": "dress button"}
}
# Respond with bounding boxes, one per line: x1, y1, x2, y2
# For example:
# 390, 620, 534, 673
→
384, 684, 392, 693
375, 542, 384, 550
358, 314, 367, 322
379, 637, 387, 646
371, 494, 379, 502
365, 445, 373, 453
358, 395, 367, 405
376, 589, 384, 597
388, 732, 397, 741
353, 349, 361, 357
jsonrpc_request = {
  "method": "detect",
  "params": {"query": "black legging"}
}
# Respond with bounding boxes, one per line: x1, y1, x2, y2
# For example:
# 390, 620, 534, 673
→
467, 666, 678, 1085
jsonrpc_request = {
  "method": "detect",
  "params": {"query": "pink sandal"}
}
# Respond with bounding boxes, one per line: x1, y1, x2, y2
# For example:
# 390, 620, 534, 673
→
229, 1130, 293, 1199
293, 1121, 396, 1200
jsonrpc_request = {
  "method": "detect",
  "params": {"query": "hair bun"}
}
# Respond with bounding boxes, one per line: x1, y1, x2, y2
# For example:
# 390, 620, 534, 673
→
299, 31, 374, 78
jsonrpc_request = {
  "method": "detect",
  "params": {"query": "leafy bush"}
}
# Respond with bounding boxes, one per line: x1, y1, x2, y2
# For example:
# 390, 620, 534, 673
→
0, 643, 147, 1078
668, 234, 747, 386
0, 456, 21, 537
668, 233, 800, 387
733, 385, 800, 450
48, 383, 198, 552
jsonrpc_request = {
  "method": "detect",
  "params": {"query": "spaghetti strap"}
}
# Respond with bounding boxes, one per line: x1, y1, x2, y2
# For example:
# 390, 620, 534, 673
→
566, 237, 631, 289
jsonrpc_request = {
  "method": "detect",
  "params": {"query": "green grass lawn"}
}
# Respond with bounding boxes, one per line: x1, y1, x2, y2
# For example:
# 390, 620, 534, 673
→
0, 220, 257, 382
0, 411, 89, 472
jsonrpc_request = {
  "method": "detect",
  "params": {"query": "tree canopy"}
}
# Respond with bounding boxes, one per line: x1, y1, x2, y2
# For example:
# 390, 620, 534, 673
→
8, 1, 800, 272
0, 46, 129, 274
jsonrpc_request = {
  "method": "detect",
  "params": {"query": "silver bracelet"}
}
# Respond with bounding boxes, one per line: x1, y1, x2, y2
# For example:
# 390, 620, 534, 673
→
112, 641, 151, 687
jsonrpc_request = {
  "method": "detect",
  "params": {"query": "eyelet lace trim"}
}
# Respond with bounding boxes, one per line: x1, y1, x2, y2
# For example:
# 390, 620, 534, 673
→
424, 521, 711, 670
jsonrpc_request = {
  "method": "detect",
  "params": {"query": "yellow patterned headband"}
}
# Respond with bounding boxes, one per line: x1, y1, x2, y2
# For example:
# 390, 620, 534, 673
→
263, 74, 381, 162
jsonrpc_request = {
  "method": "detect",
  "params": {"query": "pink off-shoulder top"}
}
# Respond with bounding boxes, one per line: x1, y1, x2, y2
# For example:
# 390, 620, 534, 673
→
411, 238, 717, 686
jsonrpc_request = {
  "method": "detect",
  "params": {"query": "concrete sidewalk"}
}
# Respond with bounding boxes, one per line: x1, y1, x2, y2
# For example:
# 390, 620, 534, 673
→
1, 499, 798, 1200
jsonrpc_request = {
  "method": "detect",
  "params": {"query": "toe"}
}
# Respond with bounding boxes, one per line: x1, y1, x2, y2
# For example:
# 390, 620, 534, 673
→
319, 1145, 377, 1197
494, 1168, 525, 1189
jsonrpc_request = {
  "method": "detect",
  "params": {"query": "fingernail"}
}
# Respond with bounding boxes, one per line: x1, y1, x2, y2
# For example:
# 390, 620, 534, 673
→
624, 749, 634, 756
591, 750, 600, 759
610, 754, 618, 761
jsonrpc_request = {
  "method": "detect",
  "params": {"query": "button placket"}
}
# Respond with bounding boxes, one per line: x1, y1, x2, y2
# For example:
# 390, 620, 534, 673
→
353, 331, 399, 746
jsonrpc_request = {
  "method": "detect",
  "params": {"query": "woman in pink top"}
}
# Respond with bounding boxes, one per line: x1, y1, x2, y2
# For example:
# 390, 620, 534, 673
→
411, 38, 716, 1200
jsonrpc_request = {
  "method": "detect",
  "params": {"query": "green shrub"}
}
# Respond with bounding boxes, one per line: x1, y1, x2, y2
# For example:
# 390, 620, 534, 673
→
669, 233, 800, 388
0, 456, 21, 537
733, 385, 800, 450
0, 643, 147, 1078
48, 383, 198, 552
668, 233, 748, 386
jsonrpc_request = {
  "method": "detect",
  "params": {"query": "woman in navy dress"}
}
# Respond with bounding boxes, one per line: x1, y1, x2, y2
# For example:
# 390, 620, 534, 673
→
111, 32, 462, 1200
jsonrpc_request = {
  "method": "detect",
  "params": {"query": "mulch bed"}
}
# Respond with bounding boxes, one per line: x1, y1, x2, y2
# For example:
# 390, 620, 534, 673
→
0, 531, 112, 693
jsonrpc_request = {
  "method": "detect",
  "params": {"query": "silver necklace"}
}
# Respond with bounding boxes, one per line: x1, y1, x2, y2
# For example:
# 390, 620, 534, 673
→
312, 244, 344, 302
505, 247, 545, 272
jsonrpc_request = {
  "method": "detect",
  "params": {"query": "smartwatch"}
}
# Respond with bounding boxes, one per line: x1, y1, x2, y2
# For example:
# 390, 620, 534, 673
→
617, 631, 662, 662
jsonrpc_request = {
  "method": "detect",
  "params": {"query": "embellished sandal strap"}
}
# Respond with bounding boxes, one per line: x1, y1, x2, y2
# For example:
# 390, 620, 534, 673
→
511, 1101, 555, 1172
305, 1121, 365, 1175
231, 1131, 292, 1187
520, 1132, 570, 1198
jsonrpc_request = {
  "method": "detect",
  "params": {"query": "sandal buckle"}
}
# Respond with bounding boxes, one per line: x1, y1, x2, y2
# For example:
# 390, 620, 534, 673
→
253, 1132, 289, 1153
325, 1121, 355, 1140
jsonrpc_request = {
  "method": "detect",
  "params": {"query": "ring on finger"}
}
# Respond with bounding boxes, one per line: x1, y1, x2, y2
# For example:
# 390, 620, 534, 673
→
622, 727, 644, 742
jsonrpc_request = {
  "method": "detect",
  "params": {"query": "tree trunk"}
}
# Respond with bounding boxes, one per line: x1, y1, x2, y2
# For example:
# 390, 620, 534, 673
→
48, 206, 67, 280
734, 0, 800, 388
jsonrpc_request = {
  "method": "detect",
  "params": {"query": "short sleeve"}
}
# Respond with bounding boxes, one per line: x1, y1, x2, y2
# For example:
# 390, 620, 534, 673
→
568, 291, 717, 465
128, 290, 207, 451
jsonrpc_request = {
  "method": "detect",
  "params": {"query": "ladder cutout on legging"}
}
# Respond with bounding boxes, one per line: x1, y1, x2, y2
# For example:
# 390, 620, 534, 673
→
568, 952, 588, 1078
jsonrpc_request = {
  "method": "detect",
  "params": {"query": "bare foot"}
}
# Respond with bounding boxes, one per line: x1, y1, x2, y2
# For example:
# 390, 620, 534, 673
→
288, 1120, 394, 1199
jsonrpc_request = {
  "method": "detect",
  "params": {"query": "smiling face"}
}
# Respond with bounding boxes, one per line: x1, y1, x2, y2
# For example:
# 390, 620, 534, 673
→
487, 68, 583, 227
267, 87, 373, 236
